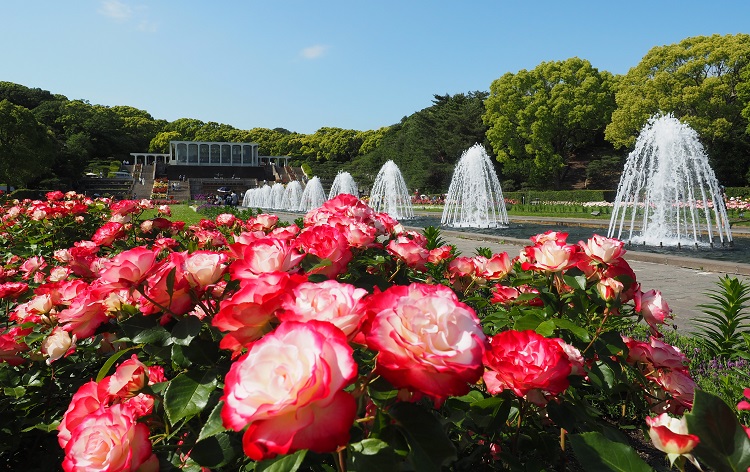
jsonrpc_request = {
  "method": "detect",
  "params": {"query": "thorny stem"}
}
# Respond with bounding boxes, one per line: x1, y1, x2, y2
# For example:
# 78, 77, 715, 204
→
582, 309, 611, 355
512, 399, 528, 454
388, 261, 403, 283
336, 448, 346, 472
352, 369, 379, 398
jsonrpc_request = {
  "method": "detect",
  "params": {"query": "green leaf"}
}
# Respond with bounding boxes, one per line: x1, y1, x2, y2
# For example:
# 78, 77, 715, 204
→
170, 315, 202, 346
569, 432, 654, 472
585, 360, 616, 393
164, 369, 219, 425
563, 274, 588, 291
95, 346, 139, 382
686, 389, 750, 471
594, 330, 627, 357
389, 402, 457, 470
300, 254, 332, 273
197, 401, 227, 442
120, 314, 170, 345
3, 386, 26, 397
535, 319, 556, 336
165, 266, 177, 295
347, 438, 401, 471
513, 313, 544, 331
552, 318, 591, 342
21, 422, 60, 433
255, 449, 307, 472
189, 432, 236, 468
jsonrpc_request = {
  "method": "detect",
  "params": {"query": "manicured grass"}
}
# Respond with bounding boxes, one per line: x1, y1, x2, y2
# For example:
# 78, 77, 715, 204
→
142, 203, 203, 226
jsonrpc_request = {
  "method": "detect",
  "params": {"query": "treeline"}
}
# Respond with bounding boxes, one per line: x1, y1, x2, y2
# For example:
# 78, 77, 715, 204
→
2, 33, 750, 194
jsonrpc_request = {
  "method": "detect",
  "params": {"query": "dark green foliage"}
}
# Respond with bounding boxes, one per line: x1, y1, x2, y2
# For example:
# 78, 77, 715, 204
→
694, 275, 750, 358
351, 92, 490, 194
586, 155, 625, 189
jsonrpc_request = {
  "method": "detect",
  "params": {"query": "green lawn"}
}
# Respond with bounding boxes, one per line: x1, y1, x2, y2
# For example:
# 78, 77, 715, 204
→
143, 203, 204, 226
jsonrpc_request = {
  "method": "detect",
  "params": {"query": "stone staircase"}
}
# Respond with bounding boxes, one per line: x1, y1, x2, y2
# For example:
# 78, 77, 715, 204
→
131, 164, 156, 200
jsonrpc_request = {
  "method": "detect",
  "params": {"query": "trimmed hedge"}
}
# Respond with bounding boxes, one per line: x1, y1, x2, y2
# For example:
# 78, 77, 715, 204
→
503, 187, 750, 203
725, 187, 750, 199
504, 189, 617, 203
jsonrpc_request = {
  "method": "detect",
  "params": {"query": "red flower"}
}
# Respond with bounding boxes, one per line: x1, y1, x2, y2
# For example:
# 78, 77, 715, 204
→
92, 221, 126, 247
0, 282, 29, 299
483, 330, 573, 401
295, 225, 353, 278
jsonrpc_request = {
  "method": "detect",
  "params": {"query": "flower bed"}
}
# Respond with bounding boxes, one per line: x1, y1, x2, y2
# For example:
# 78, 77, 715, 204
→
0, 191, 749, 471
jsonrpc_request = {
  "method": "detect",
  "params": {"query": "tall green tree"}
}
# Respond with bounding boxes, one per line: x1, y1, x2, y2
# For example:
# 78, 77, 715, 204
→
298, 127, 363, 162
149, 131, 182, 153
483, 58, 616, 189
606, 34, 750, 186
0, 100, 55, 190
194, 121, 238, 142
164, 118, 207, 140
111, 106, 166, 152
352, 92, 489, 193
0, 81, 59, 109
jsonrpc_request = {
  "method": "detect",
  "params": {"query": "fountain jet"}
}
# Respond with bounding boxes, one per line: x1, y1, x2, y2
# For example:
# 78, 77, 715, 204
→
441, 143, 508, 228
298, 176, 327, 212
328, 171, 358, 199
368, 160, 414, 220
607, 114, 732, 247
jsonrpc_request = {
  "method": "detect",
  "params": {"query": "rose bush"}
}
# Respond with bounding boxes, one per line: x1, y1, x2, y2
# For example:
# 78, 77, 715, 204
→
0, 191, 749, 471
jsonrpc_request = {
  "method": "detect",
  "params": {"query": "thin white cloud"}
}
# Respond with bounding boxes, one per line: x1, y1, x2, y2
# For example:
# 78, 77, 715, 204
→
98, 0, 133, 21
300, 44, 329, 60
138, 20, 158, 33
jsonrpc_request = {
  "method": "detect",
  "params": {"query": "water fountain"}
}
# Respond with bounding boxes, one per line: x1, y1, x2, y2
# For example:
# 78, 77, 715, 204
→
298, 176, 327, 212
271, 183, 285, 209
328, 171, 358, 199
368, 160, 414, 220
242, 188, 253, 207
607, 114, 732, 247
441, 143, 509, 228
281, 181, 303, 211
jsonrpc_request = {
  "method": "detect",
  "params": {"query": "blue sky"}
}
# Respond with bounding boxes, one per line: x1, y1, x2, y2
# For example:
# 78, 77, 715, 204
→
3, 1, 749, 135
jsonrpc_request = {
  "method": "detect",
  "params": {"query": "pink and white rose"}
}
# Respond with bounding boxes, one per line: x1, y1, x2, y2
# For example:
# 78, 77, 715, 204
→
62, 404, 158, 472
361, 283, 486, 402
221, 320, 357, 460
277, 280, 368, 339
645, 413, 699, 465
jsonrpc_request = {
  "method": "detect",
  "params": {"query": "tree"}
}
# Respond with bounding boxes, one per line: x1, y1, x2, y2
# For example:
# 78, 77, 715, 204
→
483, 58, 617, 189
149, 131, 182, 153
606, 34, 750, 186
111, 106, 165, 152
245, 127, 294, 156
164, 118, 206, 140
358, 127, 390, 155
0, 100, 55, 190
298, 127, 363, 162
0, 81, 59, 109
352, 92, 490, 194
194, 121, 238, 142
